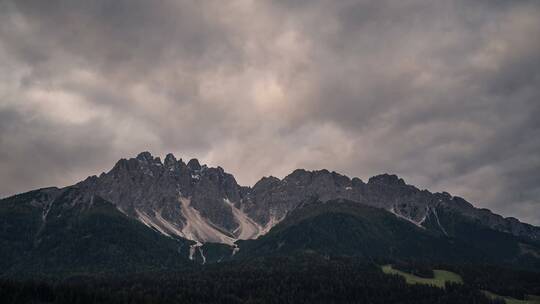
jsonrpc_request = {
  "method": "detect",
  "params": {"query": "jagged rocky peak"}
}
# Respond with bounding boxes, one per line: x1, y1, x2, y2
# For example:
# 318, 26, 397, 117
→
285, 168, 309, 179
110, 158, 129, 171
253, 176, 281, 189
163, 153, 188, 171
164, 153, 177, 167
105, 152, 212, 180
83, 175, 99, 184
187, 158, 202, 171
368, 173, 406, 186
11, 151, 539, 246
109, 152, 187, 174
282, 168, 353, 187
242, 168, 361, 228
71, 151, 257, 244
351, 177, 364, 186
136, 151, 154, 162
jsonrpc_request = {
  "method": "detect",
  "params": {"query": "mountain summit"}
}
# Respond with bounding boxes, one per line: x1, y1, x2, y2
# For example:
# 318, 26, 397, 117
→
1, 151, 539, 274
9, 151, 540, 245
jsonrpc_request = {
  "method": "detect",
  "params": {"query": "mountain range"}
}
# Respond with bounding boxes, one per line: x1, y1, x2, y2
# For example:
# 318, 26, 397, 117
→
1, 151, 539, 276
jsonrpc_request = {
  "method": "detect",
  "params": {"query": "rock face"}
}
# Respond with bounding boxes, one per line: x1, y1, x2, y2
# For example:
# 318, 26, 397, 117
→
72, 152, 252, 245
243, 170, 540, 242
5, 152, 539, 246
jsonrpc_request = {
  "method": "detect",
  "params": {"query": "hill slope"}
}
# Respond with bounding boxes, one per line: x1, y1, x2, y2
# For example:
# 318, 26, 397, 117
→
1, 151, 540, 275
235, 200, 540, 269
0, 187, 192, 277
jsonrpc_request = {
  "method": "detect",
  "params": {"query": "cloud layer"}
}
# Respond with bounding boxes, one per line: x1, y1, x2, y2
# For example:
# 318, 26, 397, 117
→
1, 0, 539, 224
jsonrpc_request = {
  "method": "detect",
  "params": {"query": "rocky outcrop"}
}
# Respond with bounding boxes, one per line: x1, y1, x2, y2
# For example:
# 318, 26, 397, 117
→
70, 152, 247, 243
6, 151, 538, 245
242, 170, 540, 242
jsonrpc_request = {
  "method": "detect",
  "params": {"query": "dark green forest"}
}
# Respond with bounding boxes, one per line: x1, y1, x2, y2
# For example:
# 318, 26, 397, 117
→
3, 256, 539, 304
2, 192, 539, 303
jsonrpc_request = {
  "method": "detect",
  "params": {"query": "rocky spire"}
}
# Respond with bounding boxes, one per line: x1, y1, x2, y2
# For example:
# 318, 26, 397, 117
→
164, 153, 177, 169
136, 151, 153, 162
187, 158, 201, 171
368, 174, 406, 186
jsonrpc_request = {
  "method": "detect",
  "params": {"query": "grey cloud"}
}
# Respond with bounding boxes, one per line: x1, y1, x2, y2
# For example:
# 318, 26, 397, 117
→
0, 0, 539, 225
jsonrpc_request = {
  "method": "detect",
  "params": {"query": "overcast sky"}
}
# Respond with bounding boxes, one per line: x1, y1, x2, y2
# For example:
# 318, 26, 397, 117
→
0, 0, 539, 225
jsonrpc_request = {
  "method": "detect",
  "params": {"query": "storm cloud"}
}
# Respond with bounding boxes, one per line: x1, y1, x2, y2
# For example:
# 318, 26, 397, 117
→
1, 0, 539, 224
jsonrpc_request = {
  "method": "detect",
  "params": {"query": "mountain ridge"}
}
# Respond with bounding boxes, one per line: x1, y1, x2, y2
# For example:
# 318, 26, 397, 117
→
2, 151, 539, 247
2, 151, 540, 276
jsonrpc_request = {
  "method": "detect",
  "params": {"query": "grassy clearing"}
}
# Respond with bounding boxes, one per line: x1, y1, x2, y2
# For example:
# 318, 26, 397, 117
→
381, 264, 462, 288
482, 291, 540, 304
